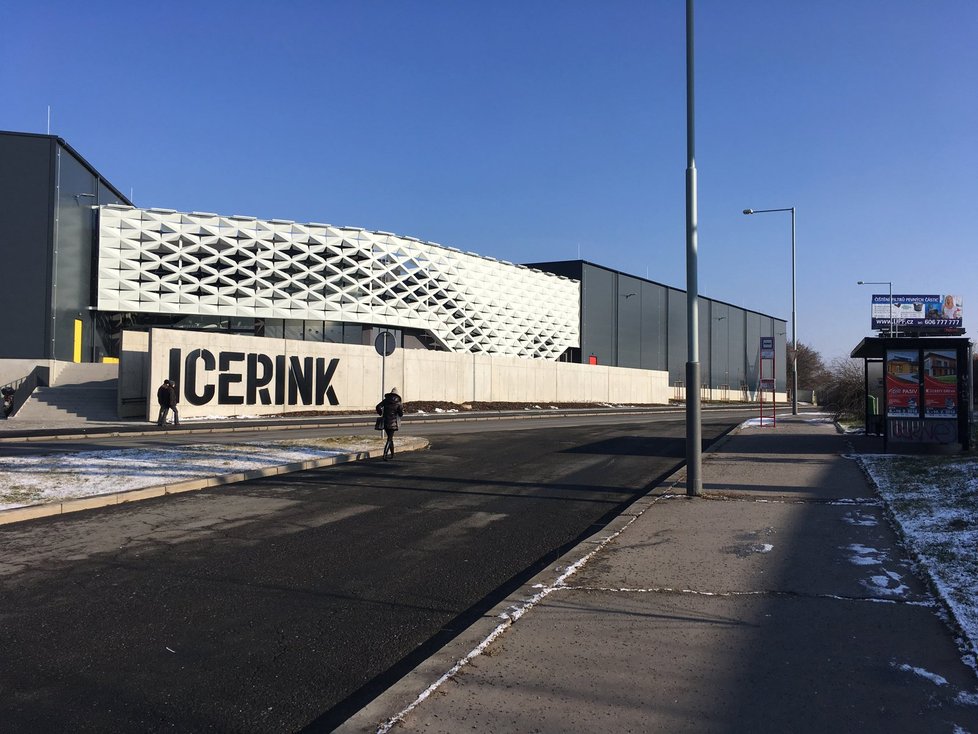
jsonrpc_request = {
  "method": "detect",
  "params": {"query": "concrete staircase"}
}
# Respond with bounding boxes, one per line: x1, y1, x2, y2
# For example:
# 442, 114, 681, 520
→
13, 363, 120, 423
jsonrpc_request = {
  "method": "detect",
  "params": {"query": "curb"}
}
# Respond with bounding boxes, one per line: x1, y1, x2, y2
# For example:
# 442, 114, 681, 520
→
0, 437, 430, 527
0, 418, 380, 443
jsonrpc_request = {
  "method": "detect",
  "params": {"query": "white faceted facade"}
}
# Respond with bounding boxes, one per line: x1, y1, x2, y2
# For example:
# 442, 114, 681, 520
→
96, 206, 580, 359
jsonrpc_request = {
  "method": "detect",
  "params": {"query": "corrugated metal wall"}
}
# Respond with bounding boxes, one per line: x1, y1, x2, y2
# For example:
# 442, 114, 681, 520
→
533, 261, 788, 393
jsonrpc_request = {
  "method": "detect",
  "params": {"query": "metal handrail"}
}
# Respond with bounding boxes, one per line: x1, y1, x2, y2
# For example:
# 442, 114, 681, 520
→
2, 367, 48, 419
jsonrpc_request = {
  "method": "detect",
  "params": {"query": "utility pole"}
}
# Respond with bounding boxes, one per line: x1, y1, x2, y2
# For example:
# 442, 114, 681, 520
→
685, 0, 702, 496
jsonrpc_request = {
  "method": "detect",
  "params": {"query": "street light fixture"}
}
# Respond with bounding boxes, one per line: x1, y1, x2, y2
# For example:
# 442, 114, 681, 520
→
714, 315, 728, 394
857, 280, 895, 338
743, 206, 798, 415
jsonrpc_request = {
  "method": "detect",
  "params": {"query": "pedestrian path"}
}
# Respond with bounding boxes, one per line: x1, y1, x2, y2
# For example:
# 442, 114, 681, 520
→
341, 414, 978, 733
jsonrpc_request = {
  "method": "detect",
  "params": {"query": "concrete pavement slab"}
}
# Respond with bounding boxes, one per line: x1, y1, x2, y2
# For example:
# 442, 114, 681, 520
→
388, 590, 978, 733
676, 417, 868, 502
573, 495, 931, 601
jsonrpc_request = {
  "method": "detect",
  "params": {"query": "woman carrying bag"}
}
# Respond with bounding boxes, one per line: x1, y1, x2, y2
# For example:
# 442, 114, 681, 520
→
375, 387, 404, 460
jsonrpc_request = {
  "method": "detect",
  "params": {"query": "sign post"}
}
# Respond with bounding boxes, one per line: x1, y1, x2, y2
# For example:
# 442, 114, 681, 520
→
759, 336, 776, 427
374, 331, 396, 399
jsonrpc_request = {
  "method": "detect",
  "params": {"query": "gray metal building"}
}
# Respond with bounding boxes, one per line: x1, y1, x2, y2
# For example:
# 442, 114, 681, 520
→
531, 261, 787, 393
0, 130, 786, 395
0, 131, 131, 362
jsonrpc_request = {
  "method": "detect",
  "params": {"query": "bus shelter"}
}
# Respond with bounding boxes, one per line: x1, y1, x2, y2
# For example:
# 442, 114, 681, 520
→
850, 336, 973, 451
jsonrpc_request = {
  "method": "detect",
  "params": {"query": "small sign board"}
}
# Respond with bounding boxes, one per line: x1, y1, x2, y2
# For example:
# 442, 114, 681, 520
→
758, 336, 777, 427
374, 331, 396, 357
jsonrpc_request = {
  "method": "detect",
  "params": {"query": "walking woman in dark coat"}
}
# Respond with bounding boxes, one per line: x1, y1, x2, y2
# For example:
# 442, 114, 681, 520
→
376, 387, 404, 459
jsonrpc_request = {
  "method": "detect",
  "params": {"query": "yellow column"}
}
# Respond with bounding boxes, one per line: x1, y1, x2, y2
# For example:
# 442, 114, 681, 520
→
73, 319, 82, 363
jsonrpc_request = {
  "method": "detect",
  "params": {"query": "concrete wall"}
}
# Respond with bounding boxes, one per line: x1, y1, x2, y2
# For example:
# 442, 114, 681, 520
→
139, 329, 671, 420
118, 331, 149, 418
0, 359, 84, 388
0, 359, 52, 387
672, 384, 788, 405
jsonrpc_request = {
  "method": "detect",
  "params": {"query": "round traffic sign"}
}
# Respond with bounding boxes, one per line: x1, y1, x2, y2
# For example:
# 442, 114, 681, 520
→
374, 331, 396, 357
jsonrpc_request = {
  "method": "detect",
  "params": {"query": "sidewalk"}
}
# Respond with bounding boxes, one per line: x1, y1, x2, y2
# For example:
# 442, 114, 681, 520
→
341, 414, 978, 733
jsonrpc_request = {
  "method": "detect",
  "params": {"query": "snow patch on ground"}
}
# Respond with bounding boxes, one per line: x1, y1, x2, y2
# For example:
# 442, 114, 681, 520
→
0, 437, 382, 511
842, 510, 879, 527
804, 416, 836, 425
895, 662, 948, 686
957, 691, 978, 706
845, 544, 887, 566
859, 454, 978, 657
862, 569, 910, 597
740, 417, 776, 428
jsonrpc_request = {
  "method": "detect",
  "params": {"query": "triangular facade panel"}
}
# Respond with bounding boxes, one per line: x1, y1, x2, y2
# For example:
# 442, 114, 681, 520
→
96, 206, 580, 359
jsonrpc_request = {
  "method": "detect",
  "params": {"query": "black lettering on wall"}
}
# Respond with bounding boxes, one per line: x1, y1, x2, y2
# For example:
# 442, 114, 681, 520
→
316, 357, 340, 406
275, 355, 286, 405
168, 348, 182, 390
247, 353, 274, 405
289, 356, 314, 405
218, 351, 245, 405
159, 341, 343, 410
185, 349, 216, 406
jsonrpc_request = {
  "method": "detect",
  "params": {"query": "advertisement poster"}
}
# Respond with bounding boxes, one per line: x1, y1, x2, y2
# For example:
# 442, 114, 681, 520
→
923, 350, 957, 418
885, 350, 920, 417
871, 294, 963, 331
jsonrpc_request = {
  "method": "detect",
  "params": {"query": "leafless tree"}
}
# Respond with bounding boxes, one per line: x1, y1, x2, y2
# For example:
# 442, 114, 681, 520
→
819, 357, 865, 420
787, 342, 830, 394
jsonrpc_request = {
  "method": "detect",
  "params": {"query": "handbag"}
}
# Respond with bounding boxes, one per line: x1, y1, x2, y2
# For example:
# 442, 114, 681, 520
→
375, 416, 384, 431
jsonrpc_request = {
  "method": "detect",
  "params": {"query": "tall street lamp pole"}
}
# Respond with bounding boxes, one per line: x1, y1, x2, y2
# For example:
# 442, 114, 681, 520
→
743, 207, 797, 415
685, 0, 701, 496
857, 280, 894, 338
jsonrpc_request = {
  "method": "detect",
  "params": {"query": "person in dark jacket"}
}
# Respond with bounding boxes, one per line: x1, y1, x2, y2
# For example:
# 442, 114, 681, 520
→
376, 387, 404, 459
156, 379, 180, 427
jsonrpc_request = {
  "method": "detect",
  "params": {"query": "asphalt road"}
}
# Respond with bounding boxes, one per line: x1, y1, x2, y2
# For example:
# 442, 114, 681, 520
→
0, 410, 749, 733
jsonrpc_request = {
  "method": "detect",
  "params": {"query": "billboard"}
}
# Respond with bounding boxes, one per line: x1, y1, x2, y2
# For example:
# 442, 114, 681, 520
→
885, 350, 920, 417
871, 294, 963, 332
923, 350, 957, 418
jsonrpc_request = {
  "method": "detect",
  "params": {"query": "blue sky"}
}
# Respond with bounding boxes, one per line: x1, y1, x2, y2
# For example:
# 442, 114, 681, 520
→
2, 1, 975, 361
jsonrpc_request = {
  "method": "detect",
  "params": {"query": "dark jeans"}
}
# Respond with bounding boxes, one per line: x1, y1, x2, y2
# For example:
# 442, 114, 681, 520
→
383, 428, 395, 456
157, 405, 179, 426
